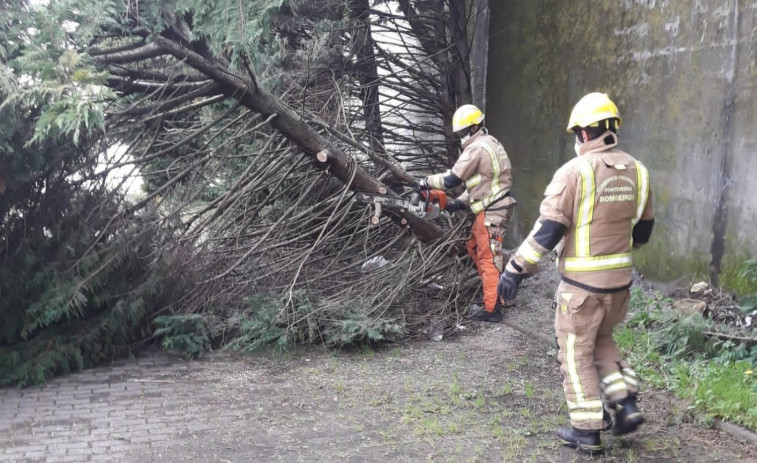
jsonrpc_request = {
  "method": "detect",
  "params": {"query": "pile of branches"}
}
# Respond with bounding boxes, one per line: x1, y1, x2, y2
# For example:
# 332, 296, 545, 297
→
2, 0, 492, 380
668, 283, 757, 342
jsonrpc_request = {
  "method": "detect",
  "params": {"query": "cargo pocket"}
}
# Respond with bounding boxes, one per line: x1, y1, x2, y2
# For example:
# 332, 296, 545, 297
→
555, 291, 595, 336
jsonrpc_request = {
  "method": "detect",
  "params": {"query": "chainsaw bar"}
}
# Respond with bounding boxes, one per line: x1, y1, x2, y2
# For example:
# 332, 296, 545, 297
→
356, 192, 439, 219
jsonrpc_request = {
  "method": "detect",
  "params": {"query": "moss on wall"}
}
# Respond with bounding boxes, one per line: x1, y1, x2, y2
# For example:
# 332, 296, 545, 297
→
487, 0, 757, 282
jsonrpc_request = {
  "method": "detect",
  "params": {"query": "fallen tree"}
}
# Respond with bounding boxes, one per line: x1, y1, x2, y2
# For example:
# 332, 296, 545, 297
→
1, 0, 493, 383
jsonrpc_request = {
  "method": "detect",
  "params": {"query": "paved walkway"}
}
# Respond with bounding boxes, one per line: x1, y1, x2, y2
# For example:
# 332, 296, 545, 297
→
1, 355, 205, 462
2, 315, 756, 462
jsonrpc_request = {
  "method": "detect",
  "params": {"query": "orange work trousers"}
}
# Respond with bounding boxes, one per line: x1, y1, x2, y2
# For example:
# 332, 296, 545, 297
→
466, 210, 508, 313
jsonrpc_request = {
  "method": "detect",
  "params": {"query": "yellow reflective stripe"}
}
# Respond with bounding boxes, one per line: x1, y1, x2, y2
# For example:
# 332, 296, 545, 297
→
428, 174, 444, 190
566, 399, 603, 410
623, 376, 639, 387
481, 143, 502, 196
564, 253, 633, 272
575, 159, 595, 257
622, 368, 639, 387
604, 382, 627, 395
570, 411, 605, 421
465, 174, 481, 189
469, 189, 510, 214
633, 161, 650, 225
601, 372, 624, 385
566, 333, 585, 401
517, 241, 544, 265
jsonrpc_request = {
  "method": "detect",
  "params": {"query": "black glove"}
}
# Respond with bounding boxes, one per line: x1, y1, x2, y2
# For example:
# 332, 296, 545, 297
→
445, 199, 467, 213
497, 270, 526, 301
412, 179, 431, 192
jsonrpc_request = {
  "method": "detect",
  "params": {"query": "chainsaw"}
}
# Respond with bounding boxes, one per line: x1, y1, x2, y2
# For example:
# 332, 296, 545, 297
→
356, 189, 448, 224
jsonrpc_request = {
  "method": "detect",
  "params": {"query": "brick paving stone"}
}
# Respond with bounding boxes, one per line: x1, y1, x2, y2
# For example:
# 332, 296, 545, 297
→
0, 344, 755, 463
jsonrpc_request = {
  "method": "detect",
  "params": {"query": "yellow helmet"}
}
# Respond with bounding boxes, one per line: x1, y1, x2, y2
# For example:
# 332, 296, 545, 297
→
566, 92, 621, 133
452, 104, 485, 133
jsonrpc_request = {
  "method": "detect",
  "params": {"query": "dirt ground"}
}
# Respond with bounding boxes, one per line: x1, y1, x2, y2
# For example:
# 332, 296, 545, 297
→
2, 267, 757, 462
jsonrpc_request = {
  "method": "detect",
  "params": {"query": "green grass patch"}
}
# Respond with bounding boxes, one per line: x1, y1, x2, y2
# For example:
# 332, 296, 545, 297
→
616, 288, 757, 430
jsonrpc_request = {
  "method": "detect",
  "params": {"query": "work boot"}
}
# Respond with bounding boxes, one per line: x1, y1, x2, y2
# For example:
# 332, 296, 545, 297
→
555, 427, 603, 455
611, 393, 645, 436
468, 302, 503, 323
601, 407, 613, 432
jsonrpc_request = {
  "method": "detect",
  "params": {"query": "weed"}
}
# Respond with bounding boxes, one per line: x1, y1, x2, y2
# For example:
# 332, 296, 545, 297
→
524, 381, 535, 399
618, 289, 757, 430
334, 381, 345, 394
448, 374, 463, 396
358, 344, 375, 359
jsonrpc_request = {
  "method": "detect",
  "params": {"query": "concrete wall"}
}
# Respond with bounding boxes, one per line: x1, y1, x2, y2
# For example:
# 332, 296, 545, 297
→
487, 1, 757, 284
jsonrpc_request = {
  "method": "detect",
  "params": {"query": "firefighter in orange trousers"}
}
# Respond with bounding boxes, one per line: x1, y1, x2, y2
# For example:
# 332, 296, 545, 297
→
497, 93, 654, 453
416, 104, 516, 322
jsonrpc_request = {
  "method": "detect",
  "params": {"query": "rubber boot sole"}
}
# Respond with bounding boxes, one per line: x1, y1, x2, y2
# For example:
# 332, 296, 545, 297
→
557, 436, 604, 456
467, 309, 503, 323
612, 412, 645, 436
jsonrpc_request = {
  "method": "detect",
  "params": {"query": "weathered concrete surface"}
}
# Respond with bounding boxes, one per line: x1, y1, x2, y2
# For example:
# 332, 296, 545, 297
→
487, 1, 757, 284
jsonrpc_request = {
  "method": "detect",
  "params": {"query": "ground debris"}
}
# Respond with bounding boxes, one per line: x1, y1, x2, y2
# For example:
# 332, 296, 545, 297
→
666, 281, 757, 334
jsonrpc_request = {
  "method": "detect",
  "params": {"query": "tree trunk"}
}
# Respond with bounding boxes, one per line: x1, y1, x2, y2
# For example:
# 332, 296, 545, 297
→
151, 34, 445, 243
469, 0, 489, 110
350, 0, 385, 152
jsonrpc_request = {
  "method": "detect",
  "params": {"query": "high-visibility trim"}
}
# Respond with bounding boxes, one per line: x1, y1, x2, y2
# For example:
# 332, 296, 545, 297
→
566, 399, 603, 410
517, 241, 544, 265
575, 158, 595, 257
465, 141, 510, 214
465, 174, 482, 189
569, 411, 605, 421
621, 367, 639, 387
564, 253, 633, 272
604, 382, 627, 395
566, 333, 585, 401
470, 189, 510, 214
429, 174, 444, 190
601, 371, 627, 395
633, 161, 650, 225
481, 143, 502, 196
623, 376, 639, 387
601, 372, 624, 385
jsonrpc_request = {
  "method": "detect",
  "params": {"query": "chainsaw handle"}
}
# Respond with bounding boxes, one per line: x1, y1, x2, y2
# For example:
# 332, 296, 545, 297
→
421, 189, 447, 210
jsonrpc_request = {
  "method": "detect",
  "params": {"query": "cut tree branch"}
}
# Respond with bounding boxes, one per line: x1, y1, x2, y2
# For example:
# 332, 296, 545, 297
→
151, 34, 443, 242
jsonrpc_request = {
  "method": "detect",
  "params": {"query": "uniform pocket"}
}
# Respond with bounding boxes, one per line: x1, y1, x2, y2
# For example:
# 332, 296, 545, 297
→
555, 291, 597, 335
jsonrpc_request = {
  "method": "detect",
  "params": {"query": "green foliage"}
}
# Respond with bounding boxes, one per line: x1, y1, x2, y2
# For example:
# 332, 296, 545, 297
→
153, 314, 212, 358
223, 294, 294, 352
616, 289, 757, 430
324, 310, 406, 346
0, 0, 176, 387
2, 3, 115, 146
0, 220, 174, 387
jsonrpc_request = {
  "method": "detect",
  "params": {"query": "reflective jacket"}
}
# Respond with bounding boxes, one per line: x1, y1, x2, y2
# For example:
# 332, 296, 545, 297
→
425, 129, 514, 214
508, 132, 654, 290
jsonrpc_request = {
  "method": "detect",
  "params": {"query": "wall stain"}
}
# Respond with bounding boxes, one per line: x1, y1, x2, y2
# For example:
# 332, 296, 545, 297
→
487, 0, 757, 284
709, 0, 740, 286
